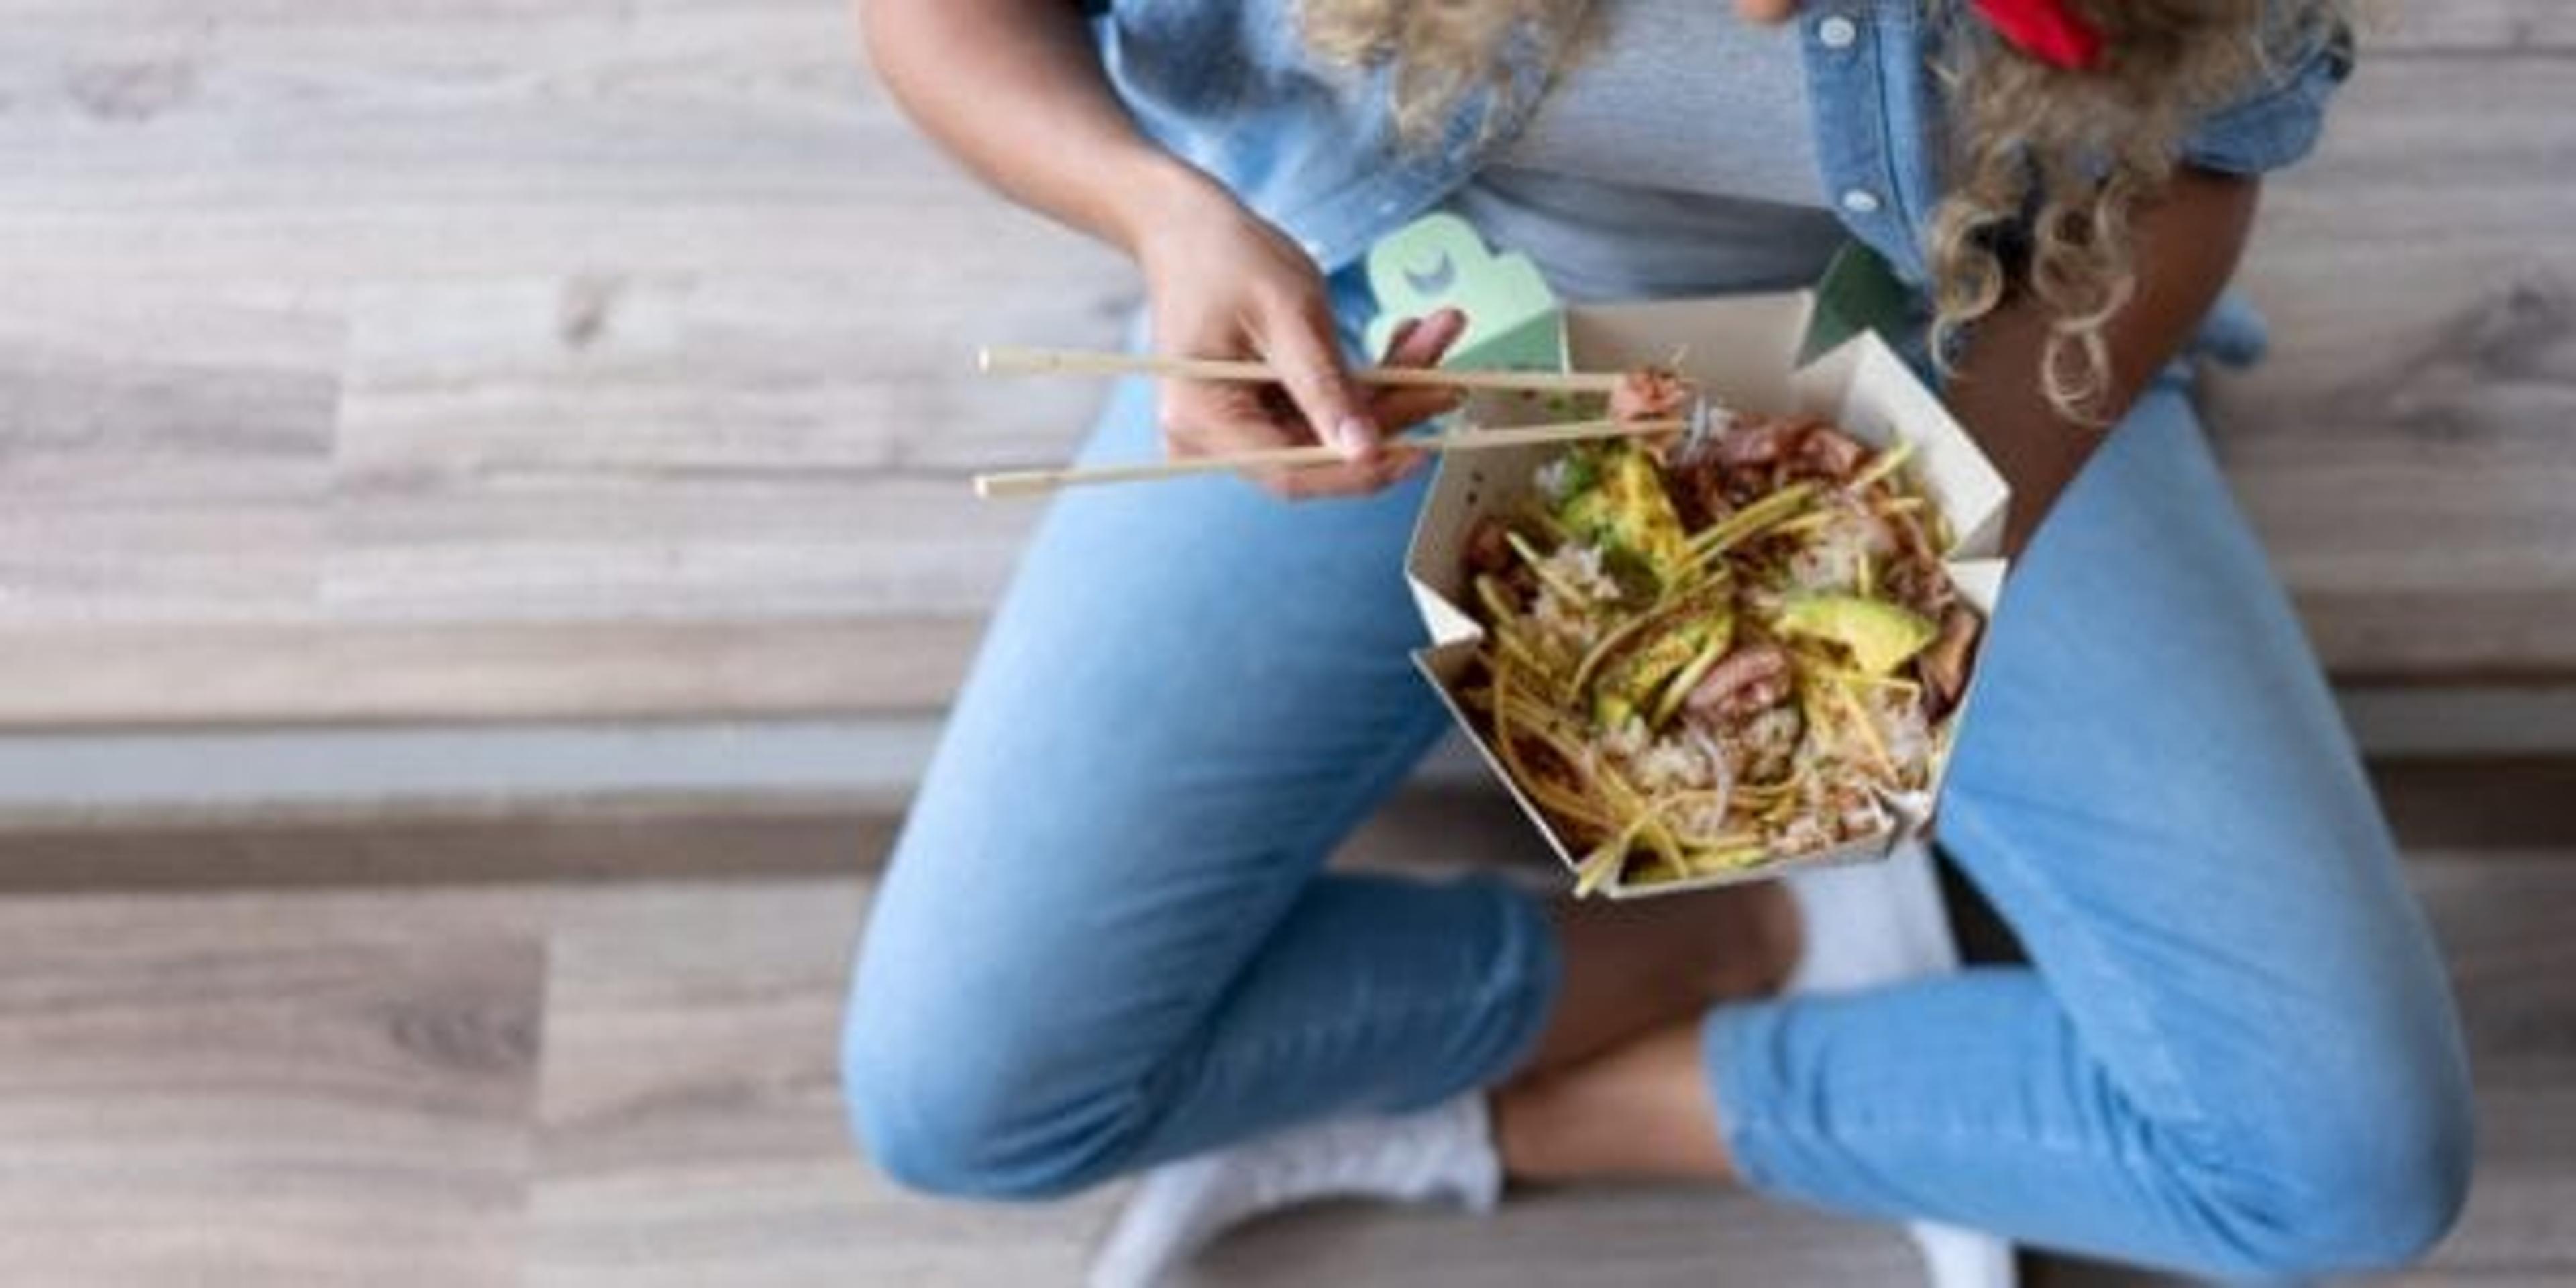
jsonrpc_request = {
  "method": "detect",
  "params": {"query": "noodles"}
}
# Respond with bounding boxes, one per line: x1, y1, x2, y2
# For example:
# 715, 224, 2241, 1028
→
1460, 398, 1985, 896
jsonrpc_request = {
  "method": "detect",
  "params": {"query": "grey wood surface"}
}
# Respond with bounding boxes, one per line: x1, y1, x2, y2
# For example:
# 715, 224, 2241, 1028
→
0, 885, 544, 1286
0, 815, 2563, 1283
2203, 42, 2576, 684
0, 3, 2568, 726
0, 755, 2561, 891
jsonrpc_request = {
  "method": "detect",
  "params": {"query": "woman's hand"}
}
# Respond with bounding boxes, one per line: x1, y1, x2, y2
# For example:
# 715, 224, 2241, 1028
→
1137, 175, 1468, 500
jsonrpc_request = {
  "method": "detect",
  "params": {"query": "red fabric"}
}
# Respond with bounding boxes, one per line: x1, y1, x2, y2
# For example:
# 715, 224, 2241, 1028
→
1970, 0, 2105, 70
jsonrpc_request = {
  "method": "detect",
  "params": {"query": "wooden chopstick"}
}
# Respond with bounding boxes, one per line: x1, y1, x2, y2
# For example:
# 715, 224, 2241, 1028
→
971, 417, 1686, 500
978, 345, 1630, 396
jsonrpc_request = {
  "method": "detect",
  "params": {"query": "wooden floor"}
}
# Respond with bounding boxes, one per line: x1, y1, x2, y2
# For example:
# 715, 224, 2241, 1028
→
0, 3, 2568, 727
0, 794, 2565, 1286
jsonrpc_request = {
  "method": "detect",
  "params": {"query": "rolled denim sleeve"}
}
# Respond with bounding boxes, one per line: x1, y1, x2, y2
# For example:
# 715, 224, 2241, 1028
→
2180, 16, 2357, 176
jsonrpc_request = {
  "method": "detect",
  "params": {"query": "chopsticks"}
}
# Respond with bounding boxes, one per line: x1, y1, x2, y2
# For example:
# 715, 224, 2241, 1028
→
978, 345, 1631, 396
971, 417, 1684, 500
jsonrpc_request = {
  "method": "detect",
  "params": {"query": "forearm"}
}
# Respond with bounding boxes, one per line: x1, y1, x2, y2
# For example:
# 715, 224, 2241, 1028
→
857, 0, 1217, 254
1947, 168, 2261, 555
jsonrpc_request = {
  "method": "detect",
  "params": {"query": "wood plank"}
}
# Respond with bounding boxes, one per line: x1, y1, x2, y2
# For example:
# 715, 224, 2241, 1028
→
0, 617, 979, 727
0, 802, 902, 890
2365, 3, 2576, 54
0, 885, 543, 1286
2389, 857, 2576, 1283
527, 877, 1123, 1287
319, 268, 1122, 622
2206, 54, 2576, 682
0, 758, 2563, 889
0, 1, 1132, 284
0, 280, 342, 623
2369, 759, 2576, 851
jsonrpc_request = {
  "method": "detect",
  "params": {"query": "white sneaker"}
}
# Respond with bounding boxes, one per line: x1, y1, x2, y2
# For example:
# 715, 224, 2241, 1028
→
1783, 839, 1966, 994
1784, 841, 2019, 1288
1086, 1093, 1501, 1288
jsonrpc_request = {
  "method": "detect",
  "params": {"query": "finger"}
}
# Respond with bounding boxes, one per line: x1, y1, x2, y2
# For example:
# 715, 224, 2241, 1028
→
1383, 306, 1468, 369
1238, 421, 1409, 498
1735, 0, 1800, 23
1381, 315, 1422, 360
1258, 293, 1377, 462
1159, 382, 1279, 451
1167, 401, 1389, 500
1369, 386, 1466, 433
1163, 374, 1402, 499
1254, 449, 1411, 498
1364, 444, 1436, 490
1265, 466, 1395, 500
1367, 308, 1471, 431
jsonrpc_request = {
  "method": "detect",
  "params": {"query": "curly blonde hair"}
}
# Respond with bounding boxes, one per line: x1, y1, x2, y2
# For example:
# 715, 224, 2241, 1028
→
1301, 0, 2346, 421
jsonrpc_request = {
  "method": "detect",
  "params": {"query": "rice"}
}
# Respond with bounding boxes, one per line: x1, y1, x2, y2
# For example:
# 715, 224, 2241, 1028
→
1785, 504, 1890, 594
1628, 731, 1715, 793
1874, 689, 1933, 789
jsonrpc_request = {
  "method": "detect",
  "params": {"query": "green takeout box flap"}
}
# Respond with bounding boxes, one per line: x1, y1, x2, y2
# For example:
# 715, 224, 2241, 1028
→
1363, 213, 1915, 377
1362, 213, 1566, 378
1802, 241, 1915, 364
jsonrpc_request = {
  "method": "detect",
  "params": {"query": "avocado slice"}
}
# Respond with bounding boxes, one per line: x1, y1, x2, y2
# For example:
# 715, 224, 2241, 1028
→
1773, 594, 1937, 676
1554, 443, 1691, 588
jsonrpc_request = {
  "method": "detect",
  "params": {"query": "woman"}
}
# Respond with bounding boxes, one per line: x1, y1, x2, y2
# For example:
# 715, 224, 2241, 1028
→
842, 0, 2473, 1281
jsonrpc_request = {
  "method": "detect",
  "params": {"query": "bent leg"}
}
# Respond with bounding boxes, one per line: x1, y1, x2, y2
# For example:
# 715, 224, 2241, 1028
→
1701, 384, 2473, 1277
843, 378, 1558, 1199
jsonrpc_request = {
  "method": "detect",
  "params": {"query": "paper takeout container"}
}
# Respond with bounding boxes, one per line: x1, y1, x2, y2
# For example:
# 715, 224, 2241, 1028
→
1391, 247, 2013, 898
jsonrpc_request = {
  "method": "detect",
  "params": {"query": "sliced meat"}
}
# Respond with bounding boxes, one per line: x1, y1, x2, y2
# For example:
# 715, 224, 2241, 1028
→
1713, 416, 1803, 470
1795, 427, 1870, 481
1918, 607, 1983, 715
1884, 507, 1938, 565
1685, 641, 1794, 725
1465, 516, 1516, 577
1880, 551, 1954, 619
1662, 454, 1737, 531
1610, 366, 1695, 422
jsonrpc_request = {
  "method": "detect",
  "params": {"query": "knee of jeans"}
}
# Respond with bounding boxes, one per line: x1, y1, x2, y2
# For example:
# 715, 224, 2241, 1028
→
839, 966, 1143, 1201
2187, 1058, 2474, 1276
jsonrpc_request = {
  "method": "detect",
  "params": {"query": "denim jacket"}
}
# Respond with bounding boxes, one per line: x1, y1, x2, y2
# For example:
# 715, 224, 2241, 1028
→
1087, 1, 2353, 299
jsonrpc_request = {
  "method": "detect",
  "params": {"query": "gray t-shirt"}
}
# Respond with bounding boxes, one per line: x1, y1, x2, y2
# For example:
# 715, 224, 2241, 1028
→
1445, 0, 1847, 303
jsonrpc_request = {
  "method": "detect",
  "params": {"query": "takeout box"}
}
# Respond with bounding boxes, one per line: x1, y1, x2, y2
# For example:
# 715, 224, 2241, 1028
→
1377, 219, 2013, 898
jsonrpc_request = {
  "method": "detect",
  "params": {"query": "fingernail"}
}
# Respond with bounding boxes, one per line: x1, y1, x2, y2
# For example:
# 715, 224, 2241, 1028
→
1333, 415, 1377, 460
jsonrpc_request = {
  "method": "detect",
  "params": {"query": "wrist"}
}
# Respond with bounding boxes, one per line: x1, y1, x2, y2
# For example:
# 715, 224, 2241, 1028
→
1099, 152, 1235, 259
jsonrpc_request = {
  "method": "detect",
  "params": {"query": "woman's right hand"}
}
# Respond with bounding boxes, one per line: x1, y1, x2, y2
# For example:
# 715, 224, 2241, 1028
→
1133, 174, 1466, 500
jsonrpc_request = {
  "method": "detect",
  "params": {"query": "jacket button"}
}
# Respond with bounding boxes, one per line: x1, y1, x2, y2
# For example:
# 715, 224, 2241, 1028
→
1839, 188, 1884, 215
1817, 16, 1859, 49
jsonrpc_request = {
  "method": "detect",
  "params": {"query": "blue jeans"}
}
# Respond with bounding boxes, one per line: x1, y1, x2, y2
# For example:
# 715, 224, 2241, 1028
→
843, 370, 2472, 1279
